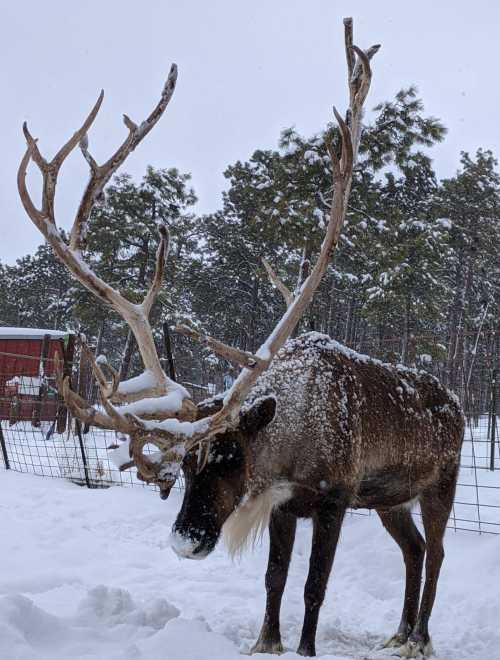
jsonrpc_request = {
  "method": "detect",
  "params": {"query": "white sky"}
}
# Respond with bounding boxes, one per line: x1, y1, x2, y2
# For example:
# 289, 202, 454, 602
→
1, 0, 499, 264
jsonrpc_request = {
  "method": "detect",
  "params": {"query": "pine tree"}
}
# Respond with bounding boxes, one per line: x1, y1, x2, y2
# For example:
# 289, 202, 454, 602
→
434, 150, 500, 390
1, 243, 74, 329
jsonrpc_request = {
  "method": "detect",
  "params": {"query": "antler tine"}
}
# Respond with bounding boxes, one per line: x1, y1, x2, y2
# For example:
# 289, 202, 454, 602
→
60, 377, 132, 433
127, 431, 184, 486
332, 106, 353, 176
99, 360, 121, 398
22, 123, 48, 172
175, 324, 265, 370
79, 133, 99, 174
52, 90, 104, 172
81, 340, 114, 399
100, 392, 131, 430
61, 340, 131, 432
142, 224, 170, 315
350, 45, 373, 107
343, 17, 355, 82
71, 65, 178, 253
326, 139, 342, 181
20, 91, 104, 230
342, 18, 380, 165
365, 44, 382, 61
262, 258, 293, 308
18, 147, 45, 226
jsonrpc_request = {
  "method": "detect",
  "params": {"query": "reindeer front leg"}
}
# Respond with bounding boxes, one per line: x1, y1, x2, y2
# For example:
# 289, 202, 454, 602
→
252, 510, 297, 654
297, 493, 348, 657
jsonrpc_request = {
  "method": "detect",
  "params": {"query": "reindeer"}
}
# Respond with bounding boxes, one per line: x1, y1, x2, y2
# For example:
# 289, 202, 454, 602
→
17, 18, 464, 659
172, 334, 464, 657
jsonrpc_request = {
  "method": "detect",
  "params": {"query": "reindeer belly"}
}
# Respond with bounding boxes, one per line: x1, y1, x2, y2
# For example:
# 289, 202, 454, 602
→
355, 464, 438, 510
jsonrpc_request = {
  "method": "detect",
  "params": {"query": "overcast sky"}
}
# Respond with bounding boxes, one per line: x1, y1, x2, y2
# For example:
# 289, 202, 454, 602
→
1, 0, 499, 264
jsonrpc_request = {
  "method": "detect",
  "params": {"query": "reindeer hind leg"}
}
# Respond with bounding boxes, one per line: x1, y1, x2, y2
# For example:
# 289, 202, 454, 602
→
377, 507, 426, 650
396, 463, 458, 658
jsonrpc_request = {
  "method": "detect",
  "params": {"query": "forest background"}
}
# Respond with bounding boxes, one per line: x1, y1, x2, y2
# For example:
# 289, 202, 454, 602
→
2, 87, 498, 412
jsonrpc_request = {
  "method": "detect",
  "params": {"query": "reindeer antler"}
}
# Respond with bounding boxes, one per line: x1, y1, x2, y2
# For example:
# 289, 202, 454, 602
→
151, 19, 380, 467
119, 18, 381, 481
18, 20, 379, 490
18, 67, 196, 449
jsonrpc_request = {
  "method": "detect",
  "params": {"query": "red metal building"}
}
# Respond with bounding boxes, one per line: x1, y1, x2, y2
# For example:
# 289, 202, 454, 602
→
0, 327, 75, 426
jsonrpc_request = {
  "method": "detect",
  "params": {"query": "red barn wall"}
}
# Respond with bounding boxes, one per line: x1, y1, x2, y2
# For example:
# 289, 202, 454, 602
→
0, 338, 66, 422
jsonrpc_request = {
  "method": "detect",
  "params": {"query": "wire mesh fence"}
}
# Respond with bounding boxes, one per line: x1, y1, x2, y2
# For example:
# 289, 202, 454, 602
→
0, 342, 499, 535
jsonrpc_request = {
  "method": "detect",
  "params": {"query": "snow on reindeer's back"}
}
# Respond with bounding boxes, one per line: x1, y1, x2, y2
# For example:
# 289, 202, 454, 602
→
251, 331, 459, 404
245, 331, 390, 413
243, 331, 463, 475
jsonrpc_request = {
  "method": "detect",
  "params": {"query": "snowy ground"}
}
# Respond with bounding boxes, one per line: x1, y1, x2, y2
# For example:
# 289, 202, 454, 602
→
1, 471, 499, 660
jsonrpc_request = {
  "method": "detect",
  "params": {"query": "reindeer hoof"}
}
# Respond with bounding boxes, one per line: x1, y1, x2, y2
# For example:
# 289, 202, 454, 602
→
380, 633, 409, 649
249, 639, 284, 655
392, 639, 434, 658
296, 643, 316, 657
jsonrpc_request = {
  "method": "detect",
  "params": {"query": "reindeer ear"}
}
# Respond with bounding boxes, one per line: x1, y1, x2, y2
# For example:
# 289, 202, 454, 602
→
196, 394, 224, 420
240, 396, 276, 434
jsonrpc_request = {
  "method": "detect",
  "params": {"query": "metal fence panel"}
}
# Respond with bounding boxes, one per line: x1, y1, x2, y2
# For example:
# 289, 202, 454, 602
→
0, 347, 499, 534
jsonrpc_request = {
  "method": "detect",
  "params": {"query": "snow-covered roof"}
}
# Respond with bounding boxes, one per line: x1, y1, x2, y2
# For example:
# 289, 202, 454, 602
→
0, 327, 72, 340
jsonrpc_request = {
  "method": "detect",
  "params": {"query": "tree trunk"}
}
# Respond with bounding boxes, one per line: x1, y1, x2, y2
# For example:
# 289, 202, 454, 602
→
293, 241, 312, 338
447, 254, 473, 392
248, 276, 259, 353
89, 319, 105, 405
162, 321, 177, 382
343, 295, 357, 347
119, 329, 136, 381
326, 276, 337, 337
401, 294, 411, 365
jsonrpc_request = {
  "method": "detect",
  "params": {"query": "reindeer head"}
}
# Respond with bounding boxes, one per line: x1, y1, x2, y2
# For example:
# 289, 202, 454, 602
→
170, 395, 277, 558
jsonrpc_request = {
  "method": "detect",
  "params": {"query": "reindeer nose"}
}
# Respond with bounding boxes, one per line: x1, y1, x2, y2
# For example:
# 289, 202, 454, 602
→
169, 530, 208, 560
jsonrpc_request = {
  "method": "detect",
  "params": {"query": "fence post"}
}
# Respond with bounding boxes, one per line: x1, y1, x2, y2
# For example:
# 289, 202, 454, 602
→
0, 422, 10, 470
57, 334, 76, 434
490, 368, 497, 471
32, 334, 51, 428
75, 419, 92, 488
